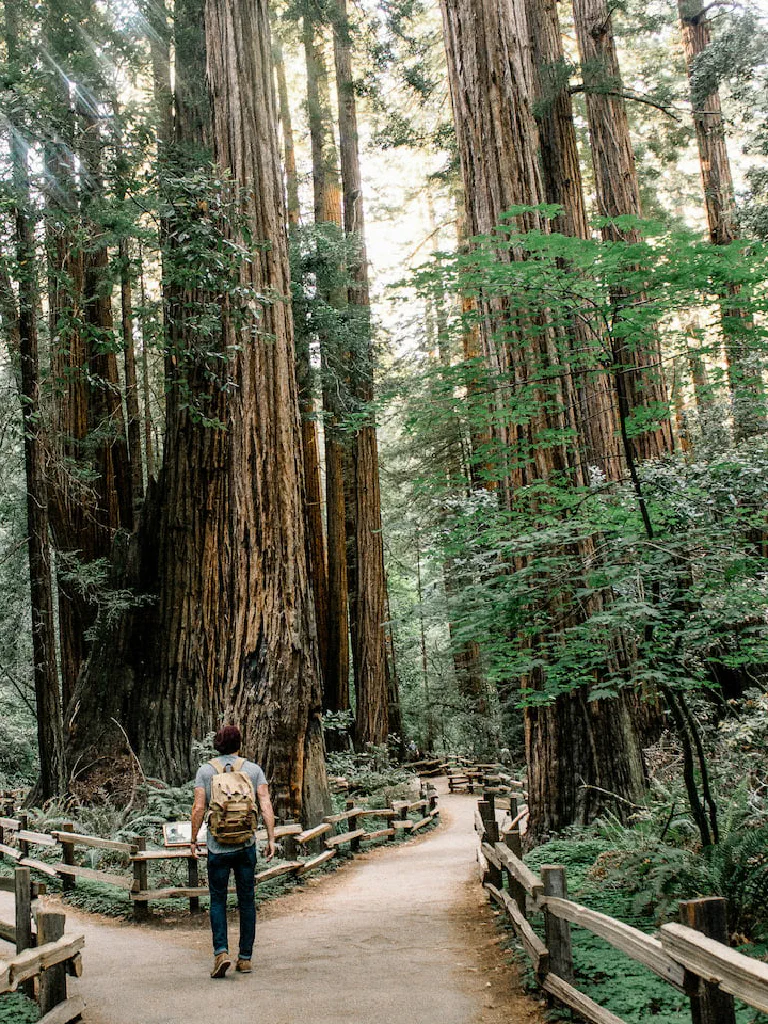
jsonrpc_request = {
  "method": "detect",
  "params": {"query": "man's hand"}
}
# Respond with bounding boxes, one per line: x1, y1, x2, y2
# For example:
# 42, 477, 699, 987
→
190, 786, 206, 862
256, 782, 277, 863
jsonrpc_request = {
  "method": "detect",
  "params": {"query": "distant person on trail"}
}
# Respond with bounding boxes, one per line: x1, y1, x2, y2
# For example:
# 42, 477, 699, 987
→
190, 724, 276, 979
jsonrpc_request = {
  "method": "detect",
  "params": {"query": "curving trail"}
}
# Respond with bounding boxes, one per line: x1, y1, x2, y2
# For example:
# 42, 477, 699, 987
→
1, 783, 543, 1024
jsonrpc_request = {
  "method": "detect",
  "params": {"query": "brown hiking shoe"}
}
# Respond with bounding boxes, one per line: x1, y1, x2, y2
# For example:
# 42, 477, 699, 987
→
236, 959, 252, 973
211, 952, 232, 978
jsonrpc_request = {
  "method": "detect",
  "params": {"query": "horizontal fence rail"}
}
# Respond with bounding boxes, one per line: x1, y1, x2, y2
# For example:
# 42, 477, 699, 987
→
474, 795, 766, 1024
0, 866, 84, 1024
0, 788, 440, 918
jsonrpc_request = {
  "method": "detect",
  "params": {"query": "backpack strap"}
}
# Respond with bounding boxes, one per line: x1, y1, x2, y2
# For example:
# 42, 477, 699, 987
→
208, 758, 225, 774
233, 757, 245, 772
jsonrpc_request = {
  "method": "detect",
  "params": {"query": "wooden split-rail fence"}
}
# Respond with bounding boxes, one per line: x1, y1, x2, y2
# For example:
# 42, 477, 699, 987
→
0, 789, 439, 919
0, 865, 85, 1024
474, 795, 768, 1023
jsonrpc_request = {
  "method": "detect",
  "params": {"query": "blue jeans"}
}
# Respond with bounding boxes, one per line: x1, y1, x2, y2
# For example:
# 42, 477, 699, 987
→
207, 845, 257, 958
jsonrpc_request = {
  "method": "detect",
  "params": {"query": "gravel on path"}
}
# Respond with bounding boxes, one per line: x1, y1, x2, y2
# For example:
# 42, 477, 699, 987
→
1, 783, 544, 1024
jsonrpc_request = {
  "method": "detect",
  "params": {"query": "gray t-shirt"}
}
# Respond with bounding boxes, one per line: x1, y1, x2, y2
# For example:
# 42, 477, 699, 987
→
194, 754, 267, 855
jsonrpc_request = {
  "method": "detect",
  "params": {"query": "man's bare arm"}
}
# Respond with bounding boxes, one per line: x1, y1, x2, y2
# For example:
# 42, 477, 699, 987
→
256, 783, 276, 861
190, 786, 206, 859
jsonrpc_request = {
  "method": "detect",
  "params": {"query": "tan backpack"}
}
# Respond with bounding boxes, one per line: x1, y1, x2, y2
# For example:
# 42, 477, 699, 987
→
207, 757, 258, 845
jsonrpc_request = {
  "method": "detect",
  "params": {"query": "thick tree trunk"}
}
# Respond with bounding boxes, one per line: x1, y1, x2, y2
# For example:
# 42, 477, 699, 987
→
5, 0, 66, 799
440, 0, 646, 837
525, 689, 644, 834
289, 13, 332, 700
572, 0, 674, 463
77, 98, 133, 535
120, 240, 144, 507
678, 2, 737, 247
334, 0, 392, 748
525, 0, 622, 482
678, 0, 766, 440
42, 1, 133, 705
113, 100, 145, 508
302, 12, 350, 713
66, 0, 330, 824
43, 126, 90, 712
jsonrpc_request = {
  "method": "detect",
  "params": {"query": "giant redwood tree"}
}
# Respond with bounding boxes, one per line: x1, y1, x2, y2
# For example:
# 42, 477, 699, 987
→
334, 0, 393, 748
66, 0, 330, 824
524, 0, 621, 481
301, 6, 351, 716
4, 0, 66, 798
572, 0, 674, 463
439, 0, 647, 836
677, 0, 766, 440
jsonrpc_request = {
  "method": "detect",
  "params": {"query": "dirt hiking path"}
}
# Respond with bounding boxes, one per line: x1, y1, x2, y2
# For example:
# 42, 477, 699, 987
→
2, 785, 544, 1024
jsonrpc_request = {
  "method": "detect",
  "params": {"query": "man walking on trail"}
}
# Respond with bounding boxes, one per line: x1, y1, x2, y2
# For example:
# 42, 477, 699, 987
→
191, 725, 276, 979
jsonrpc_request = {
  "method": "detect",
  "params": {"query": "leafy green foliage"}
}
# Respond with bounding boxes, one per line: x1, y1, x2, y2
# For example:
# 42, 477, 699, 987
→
325, 748, 416, 802
0, 994, 39, 1024
402, 214, 768, 718
524, 827, 768, 1023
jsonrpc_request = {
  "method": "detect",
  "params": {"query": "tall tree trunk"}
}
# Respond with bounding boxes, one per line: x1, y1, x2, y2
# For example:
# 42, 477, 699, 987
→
273, 33, 300, 229
415, 525, 435, 751
113, 99, 145, 509
678, 0, 766, 440
120, 242, 143, 504
334, 0, 392, 748
572, 0, 674, 463
5, 0, 66, 799
43, 99, 88, 713
286, 12, 332, 703
384, 587, 403, 751
66, 0, 330, 824
42, 0, 132, 705
77, 93, 133, 535
429, 200, 490, 725
525, 0, 622, 482
529, 0, 664, 746
138, 250, 155, 480
439, 0, 646, 837
302, 11, 349, 713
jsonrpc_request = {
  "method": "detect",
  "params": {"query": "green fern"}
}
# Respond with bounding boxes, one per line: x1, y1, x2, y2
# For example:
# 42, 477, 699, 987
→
705, 826, 768, 936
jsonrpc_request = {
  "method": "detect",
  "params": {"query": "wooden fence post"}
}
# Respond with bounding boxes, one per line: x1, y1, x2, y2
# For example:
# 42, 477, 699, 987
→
504, 803, 526, 916
133, 836, 149, 921
15, 866, 34, 997
346, 801, 360, 853
0, 820, 4, 863
61, 822, 76, 893
37, 909, 67, 1014
388, 801, 398, 842
542, 865, 574, 984
188, 854, 200, 914
679, 898, 737, 1024
478, 799, 499, 844
18, 812, 29, 859
283, 819, 299, 861
478, 799, 503, 889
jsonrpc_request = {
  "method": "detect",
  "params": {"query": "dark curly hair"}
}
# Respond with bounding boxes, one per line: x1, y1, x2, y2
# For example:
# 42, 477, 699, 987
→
214, 725, 242, 755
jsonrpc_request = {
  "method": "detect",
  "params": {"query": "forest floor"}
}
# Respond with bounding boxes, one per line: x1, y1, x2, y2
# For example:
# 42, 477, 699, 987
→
1, 783, 545, 1024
